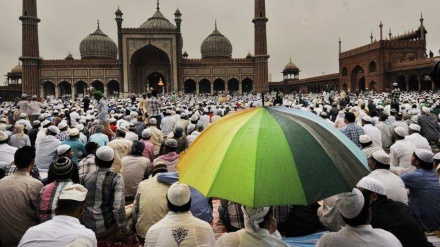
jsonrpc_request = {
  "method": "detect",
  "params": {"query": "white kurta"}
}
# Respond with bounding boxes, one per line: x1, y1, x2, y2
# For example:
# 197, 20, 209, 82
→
363, 124, 382, 148
389, 139, 417, 176
316, 225, 402, 247
405, 133, 431, 151
145, 212, 215, 247
368, 169, 408, 205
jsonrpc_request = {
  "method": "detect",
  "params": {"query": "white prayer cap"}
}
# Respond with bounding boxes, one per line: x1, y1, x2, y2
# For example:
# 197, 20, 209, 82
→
142, 128, 152, 139
357, 177, 386, 196
117, 126, 128, 133
76, 124, 84, 131
41, 120, 51, 127
394, 127, 407, 137
48, 125, 60, 134
79, 119, 87, 124
32, 120, 40, 126
149, 118, 157, 125
414, 149, 434, 163
0, 118, 6, 123
109, 118, 117, 123
0, 131, 8, 141
372, 150, 390, 165
393, 82, 398, 87
433, 152, 440, 161
336, 188, 364, 219
68, 128, 79, 136
187, 124, 196, 134
190, 114, 199, 122
57, 144, 72, 156
359, 135, 371, 144
58, 184, 88, 202
362, 115, 373, 123
409, 124, 421, 132
19, 113, 27, 118
422, 107, 431, 114
164, 139, 178, 148
96, 146, 115, 162
58, 121, 68, 130
130, 111, 138, 117
167, 182, 191, 206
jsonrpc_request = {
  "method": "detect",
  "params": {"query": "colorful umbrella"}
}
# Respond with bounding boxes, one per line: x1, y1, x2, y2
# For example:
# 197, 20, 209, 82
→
177, 107, 369, 208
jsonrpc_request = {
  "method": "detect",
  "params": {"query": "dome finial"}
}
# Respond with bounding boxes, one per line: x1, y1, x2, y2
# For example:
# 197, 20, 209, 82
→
97, 19, 100, 29
157, 0, 160, 11
215, 20, 217, 30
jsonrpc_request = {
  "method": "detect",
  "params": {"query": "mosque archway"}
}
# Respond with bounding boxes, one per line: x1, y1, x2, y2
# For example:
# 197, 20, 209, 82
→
421, 75, 432, 91
369, 61, 377, 73
43, 81, 55, 96
369, 81, 376, 92
397, 76, 406, 91
351, 66, 364, 91
108, 80, 120, 96
59, 81, 71, 96
228, 78, 239, 94
147, 72, 166, 94
130, 44, 170, 93
75, 81, 87, 96
242, 78, 253, 93
199, 79, 211, 94
184, 79, 196, 94
359, 77, 366, 91
213, 78, 225, 92
408, 75, 419, 91
342, 83, 348, 92
91, 80, 104, 93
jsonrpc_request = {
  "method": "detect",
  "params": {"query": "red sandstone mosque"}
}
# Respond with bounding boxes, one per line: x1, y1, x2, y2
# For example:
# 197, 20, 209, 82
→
2, 1, 438, 100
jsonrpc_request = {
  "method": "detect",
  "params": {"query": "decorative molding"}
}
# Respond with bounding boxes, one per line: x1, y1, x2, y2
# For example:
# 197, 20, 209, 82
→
40, 70, 55, 77
183, 69, 196, 75
198, 68, 210, 75
73, 69, 88, 77
227, 68, 240, 74
213, 68, 224, 75
57, 70, 72, 77
241, 67, 254, 74
90, 70, 104, 77
106, 70, 120, 76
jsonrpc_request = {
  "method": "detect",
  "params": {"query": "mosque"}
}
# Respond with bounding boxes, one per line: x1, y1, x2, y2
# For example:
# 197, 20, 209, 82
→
3, 0, 269, 99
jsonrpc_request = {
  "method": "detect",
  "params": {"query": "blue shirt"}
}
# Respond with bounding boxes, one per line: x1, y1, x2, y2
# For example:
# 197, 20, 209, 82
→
62, 138, 87, 165
157, 172, 213, 223
89, 133, 109, 147
401, 169, 440, 231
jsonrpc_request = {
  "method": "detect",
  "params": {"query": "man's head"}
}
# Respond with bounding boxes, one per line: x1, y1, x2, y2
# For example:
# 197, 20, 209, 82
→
46, 125, 60, 136
0, 131, 8, 144
94, 91, 103, 100
142, 128, 152, 140
393, 127, 407, 140
344, 112, 356, 124
359, 135, 372, 149
408, 124, 421, 135
361, 116, 372, 126
68, 128, 80, 139
94, 124, 104, 134
58, 144, 73, 159
14, 146, 36, 169
357, 176, 388, 205
337, 188, 370, 227
393, 82, 398, 88
58, 121, 68, 132
166, 182, 192, 213
95, 146, 115, 168
53, 157, 74, 180
412, 149, 434, 170
149, 118, 157, 126
164, 139, 178, 153
369, 150, 391, 171
131, 141, 145, 156
85, 142, 98, 155
55, 184, 88, 219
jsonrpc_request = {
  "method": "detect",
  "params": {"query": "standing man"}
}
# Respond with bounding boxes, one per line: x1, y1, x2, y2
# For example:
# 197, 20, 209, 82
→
82, 95, 90, 112
147, 90, 162, 127
0, 146, 43, 246
94, 91, 115, 138
390, 82, 401, 113
28, 95, 42, 123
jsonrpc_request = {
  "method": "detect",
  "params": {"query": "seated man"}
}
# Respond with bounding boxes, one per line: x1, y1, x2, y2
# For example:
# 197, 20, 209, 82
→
81, 146, 129, 240
357, 177, 431, 247
18, 184, 97, 247
216, 206, 289, 247
401, 149, 440, 231
145, 182, 215, 246
316, 188, 402, 247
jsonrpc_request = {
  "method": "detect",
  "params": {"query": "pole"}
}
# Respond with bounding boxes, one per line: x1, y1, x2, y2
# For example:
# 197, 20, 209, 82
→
262, 93, 265, 107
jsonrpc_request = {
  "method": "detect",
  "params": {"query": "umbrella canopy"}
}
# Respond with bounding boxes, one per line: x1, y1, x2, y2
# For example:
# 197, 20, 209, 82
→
177, 107, 369, 208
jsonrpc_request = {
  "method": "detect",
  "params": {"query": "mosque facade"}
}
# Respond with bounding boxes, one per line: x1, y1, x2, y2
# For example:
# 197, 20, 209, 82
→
270, 15, 439, 95
7, 0, 269, 99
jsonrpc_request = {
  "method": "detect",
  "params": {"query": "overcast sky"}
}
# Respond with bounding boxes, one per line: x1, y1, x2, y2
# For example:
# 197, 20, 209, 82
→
1, 0, 440, 82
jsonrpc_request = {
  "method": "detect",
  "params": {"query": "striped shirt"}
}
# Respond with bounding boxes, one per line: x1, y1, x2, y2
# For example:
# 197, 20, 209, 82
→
38, 179, 74, 222
78, 154, 97, 180
341, 123, 365, 149
81, 168, 127, 234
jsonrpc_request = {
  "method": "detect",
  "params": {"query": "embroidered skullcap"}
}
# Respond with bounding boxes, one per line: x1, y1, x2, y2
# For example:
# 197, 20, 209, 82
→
59, 184, 88, 202
394, 127, 407, 137
359, 135, 371, 144
187, 124, 196, 134
53, 157, 73, 176
164, 139, 177, 148
76, 124, 84, 131
357, 177, 386, 196
414, 149, 434, 163
68, 128, 79, 136
336, 188, 364, 219
372, 150, 390, 165
167, 182, 191, 206
362, 115, 373, 123
149, 118, 157, 125
58, 121, 68, 130
96, 146, 114, 162
434, 152, 440, 161
48, 125, 60, 134
0, 131, 7, 141
32, 120, 40, 126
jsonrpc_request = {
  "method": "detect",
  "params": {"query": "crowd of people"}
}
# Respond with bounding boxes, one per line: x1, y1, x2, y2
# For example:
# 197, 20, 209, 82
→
0, 82, 440, 246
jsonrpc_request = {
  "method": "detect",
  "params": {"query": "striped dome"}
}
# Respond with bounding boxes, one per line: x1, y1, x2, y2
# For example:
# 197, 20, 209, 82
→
80, 26, 118, 59
201, 24, 232, 59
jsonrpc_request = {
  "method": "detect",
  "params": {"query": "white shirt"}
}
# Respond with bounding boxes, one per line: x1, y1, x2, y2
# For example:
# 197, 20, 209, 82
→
199, 115, 211, 129
125, 131, 139, 142
0, 143, 17, 165
389, 139, 417, 176
35, 135, 61, 170
363, 124, 382, 148
160, 116, 176, 137
69, 111, 80, 127
368, 169, 408, 205
145, 211, 215, 247
186, 131, 200, 147
405, 133, 431, 151
18, 215, 97, 247
316, 225, 402, 247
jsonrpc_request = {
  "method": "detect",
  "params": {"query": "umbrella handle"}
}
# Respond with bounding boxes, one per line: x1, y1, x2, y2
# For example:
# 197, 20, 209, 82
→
262, 93, 265, 107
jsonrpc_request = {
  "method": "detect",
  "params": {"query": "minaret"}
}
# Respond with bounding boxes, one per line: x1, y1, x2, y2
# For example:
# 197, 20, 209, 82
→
175, 8, 183, 92
19, 0, 41, 97
389, 28, 392, 40
253, 0, 270, 93
370, 31, 373, 44
338, 38, 341, 54
379, 22, 383, 40
115, 6, 124, 92
420, 13, 425, 40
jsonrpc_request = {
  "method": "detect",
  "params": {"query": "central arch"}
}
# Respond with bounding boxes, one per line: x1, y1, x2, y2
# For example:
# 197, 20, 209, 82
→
91, 80, 104, 93
199, 79, 211, 94
44, 81, 55, 96
213, 78, 225, 92
108, 80, 120, 95
228, 78, 239, 94
184, 79, 196, 94
351, 66, 364, 92
75, 81, 87, 96
147, 72, 166, 94
130, 45, 170, 94
242, 78, 253, 93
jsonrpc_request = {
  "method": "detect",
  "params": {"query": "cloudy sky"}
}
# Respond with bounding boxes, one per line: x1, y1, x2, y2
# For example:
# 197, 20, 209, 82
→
1, 0, 439, 82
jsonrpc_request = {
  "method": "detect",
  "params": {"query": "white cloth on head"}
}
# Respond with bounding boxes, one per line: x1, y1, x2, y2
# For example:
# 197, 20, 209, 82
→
242, 206, 270, 232
336, 188, 364, 219
357, 177, 386, 195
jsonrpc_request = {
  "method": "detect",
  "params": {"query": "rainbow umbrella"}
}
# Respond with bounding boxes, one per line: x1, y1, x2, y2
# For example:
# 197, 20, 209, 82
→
177, 107, 369, 208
